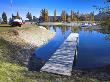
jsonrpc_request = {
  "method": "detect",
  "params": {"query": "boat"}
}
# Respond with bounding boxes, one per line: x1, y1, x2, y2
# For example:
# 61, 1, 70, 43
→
9, 19, 23, 27
81, 22, 96, 27
92, 23, 97, 26
81, 23, 89, 27
88, 23, 92, 27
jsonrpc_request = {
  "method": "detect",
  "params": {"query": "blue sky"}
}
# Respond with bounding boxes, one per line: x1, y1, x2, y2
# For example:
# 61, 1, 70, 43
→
0, 0, 106, 19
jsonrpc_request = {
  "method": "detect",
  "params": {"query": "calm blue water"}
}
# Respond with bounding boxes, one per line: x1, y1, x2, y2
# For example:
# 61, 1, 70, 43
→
35, 26, 110, 69
75, 29, 110, 68
35, 26, 72, 61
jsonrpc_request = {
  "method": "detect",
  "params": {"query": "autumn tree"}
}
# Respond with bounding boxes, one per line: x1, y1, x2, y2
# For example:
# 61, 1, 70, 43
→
45, 10, 49, 22
61, 10, 66, 22
40, 9, 49, 22
71, 10, 78, 21
2, 12, 7, 23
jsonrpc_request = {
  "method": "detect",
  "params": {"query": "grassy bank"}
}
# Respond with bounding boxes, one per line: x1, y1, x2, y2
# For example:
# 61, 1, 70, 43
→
0, 38, 35, 82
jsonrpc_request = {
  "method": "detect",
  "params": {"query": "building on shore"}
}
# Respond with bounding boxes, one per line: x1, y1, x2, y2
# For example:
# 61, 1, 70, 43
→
48, 16, 61, 22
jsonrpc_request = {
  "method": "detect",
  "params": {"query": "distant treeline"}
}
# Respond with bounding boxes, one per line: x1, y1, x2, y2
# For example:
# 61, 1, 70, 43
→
0, 9, 95, 23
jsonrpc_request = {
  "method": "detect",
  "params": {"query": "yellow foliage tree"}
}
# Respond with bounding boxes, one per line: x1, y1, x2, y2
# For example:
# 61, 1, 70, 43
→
61, 10, 66, 22
41, 9, 49, 22
71, 10, 77, 21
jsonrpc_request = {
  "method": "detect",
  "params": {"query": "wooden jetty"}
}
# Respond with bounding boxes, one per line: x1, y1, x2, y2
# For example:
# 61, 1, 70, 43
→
40, 33, 79, 76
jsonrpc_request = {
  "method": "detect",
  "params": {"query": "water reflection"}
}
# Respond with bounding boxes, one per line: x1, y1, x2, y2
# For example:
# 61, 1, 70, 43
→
105, 35, 110, 41
28, 26, 74, 71
71, 26, 79, 33
72, 49, 78, 68
35, 26, 72, 61
75, 29, 110, 69
28, 26, 110, 71
97, 29, 110, 34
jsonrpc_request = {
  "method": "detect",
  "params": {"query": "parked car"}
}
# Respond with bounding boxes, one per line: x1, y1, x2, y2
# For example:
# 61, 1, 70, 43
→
9, 19, 23, 27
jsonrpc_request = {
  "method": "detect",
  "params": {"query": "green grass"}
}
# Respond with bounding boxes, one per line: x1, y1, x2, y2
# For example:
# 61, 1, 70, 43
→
0, 38, 36, 82
0, 24, 13, 32
0, 62, 27, 82
0, 24, 11, 27
0, 24, 38, 32
0, 61, 35, 82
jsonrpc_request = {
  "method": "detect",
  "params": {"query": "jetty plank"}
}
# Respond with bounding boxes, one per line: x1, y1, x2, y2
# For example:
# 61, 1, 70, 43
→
41, 33, 79, 76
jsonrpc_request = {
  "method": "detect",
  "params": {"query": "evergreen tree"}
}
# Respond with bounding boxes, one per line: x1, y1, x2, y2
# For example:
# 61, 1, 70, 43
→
2, 12, 7, 23
16, 12, 20, 19
26, 12, 30, 19
71, 10, 74, 21
12, 14, 14, 19
54, 9, 57, 22
61, 10, 66, 22
33, 16, 37, 22
26, 12, 32, 21
40, 9, 45, 22
29, 13, 32, 21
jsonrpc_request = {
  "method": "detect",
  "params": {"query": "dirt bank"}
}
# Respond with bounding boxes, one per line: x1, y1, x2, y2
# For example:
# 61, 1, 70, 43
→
0, 25, 55, 47
0, 25, 55, 65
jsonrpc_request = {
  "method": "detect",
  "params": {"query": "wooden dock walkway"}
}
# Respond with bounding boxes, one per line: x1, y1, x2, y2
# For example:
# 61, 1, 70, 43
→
40, 33, 79, 76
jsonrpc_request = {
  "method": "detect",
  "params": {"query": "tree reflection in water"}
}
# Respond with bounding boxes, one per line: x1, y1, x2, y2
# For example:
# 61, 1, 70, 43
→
96, 29, 110, 41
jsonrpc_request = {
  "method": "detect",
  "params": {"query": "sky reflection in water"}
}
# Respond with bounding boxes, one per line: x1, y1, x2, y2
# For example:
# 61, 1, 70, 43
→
35, 26, 110, 69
